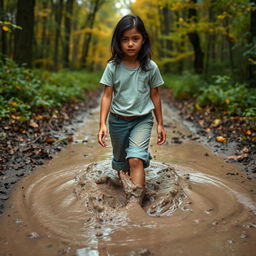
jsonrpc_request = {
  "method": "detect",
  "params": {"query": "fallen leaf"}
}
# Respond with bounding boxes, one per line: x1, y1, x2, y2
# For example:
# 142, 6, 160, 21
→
29, 121, 39, 128
216, 136, 227, 143
11, 115, 19, 120
227, 154, 248, 161
67, 136, 73, 143
205, 128, 211, 133
195, 103, 202, 111
199, 120, 204, 126
44, 137, 56, 143
9, 101, 17, 107
212, 119, 221, 127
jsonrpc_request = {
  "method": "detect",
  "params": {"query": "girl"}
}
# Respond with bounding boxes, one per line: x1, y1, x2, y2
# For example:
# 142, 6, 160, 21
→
98, 14, 166, 204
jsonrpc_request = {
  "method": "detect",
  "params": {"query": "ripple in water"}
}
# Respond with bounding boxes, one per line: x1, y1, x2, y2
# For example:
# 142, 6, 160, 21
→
22, 160, 256, 250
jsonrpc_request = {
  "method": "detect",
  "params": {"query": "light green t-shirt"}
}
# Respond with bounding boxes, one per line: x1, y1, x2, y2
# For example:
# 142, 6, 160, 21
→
100, 60, 164, 116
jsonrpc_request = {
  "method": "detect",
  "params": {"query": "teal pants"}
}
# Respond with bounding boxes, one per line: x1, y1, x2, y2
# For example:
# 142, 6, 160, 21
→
108, 112, 153, 171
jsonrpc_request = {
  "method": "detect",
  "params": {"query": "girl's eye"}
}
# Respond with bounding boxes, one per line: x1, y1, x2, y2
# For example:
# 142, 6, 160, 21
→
133, 37, 140, 41
121, 38, 128, 42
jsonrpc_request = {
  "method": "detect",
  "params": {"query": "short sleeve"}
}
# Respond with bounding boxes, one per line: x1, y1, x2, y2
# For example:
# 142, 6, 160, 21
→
99, 62, 114, 86
149, 61, 164, 88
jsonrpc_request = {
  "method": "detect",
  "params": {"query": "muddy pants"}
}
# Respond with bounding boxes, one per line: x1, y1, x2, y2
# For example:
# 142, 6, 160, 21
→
108, 112, 153, 171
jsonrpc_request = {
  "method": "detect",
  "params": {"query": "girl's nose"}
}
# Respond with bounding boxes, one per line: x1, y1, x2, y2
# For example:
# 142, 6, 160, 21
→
128, 40, 133, 46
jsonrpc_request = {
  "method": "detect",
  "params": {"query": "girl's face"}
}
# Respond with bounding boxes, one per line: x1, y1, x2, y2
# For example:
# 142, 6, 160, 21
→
120, 28, 144, 59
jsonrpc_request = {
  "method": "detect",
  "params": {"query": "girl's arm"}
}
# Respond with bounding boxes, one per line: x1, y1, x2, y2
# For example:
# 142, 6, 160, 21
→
150, 87, 166, 145
98, 85, 113, 147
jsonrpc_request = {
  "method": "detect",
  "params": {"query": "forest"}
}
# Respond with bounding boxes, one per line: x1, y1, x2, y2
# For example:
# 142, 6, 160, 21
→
0, 0, 255, 147
1, 1, 256, 254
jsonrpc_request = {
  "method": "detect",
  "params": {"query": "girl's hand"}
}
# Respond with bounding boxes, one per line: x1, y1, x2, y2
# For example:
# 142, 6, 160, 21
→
157, 124, 166, 145
98, 125, 108, 147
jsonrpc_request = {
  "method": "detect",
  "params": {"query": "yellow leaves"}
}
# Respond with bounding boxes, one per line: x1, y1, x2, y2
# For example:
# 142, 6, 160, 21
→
212, 119, 221, 127
11, 114, 19, 120
195, 103, 202, 111
9, 101, 17, 107
37, 8, 51, 18
225, 99, 230, 104
245, 130, 252, 136
2, 25, 10, 31
170, 2, 195, 11
163, 51, 193, 63
217, 12, 230, 21
248, 58, 256, 65
216, 136, 227, 143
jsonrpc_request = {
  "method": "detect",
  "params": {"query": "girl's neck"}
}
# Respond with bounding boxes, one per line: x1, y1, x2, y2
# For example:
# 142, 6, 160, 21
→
122, 57, 140, 68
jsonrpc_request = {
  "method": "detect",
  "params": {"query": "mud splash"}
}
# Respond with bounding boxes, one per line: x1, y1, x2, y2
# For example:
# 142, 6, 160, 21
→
0, 104, 256, 256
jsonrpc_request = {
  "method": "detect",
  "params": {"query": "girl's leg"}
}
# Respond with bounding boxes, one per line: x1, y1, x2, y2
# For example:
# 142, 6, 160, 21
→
126, 113, 154, 187
128, 158, 145, 187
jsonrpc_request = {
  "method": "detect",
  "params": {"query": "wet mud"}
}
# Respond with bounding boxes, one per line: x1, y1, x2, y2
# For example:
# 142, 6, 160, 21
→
0, 104, 256, 256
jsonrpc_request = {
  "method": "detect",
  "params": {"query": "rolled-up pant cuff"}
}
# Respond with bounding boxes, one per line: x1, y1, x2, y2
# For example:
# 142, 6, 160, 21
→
112, 158, 130, 171
126, 146, 152, 168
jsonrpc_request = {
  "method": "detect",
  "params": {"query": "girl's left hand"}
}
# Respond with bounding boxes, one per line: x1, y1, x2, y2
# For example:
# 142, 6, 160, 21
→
157, 124, 166, 145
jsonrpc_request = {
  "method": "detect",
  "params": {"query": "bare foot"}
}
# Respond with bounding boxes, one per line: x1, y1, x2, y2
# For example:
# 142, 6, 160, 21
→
119, 171, 145, 205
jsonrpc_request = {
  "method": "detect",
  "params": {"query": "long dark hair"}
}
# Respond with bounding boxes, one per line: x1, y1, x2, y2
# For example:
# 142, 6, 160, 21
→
108, 14, 151, 71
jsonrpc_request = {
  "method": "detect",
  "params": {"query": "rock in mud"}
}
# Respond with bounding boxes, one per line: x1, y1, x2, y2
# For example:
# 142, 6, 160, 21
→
27, 232, 40, 239
127, 248, 154, 256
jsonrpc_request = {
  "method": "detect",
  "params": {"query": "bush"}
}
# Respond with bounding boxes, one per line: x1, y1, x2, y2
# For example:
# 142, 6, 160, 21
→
163, 71, 207, 99
0, 58, 100, 120
196, 75, 256, 116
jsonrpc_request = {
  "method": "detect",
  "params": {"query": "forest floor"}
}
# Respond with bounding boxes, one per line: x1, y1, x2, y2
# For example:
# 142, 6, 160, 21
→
0, 87, 255, 215
160, 88, 256, 179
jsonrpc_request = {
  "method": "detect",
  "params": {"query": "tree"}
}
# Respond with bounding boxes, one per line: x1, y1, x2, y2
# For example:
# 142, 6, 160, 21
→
0, 0, 7, 57
80, 0, 105, 68
53, 0, 63, 70
63, 0, 74, 68
14, 0, 36, 67
159, 3, 173, 72
248, 0, 256, 86
187, 0, 204, 74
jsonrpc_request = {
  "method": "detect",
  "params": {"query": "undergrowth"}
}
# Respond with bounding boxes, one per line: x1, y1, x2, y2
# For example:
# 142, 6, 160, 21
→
163, 72, 256, 120
0, 58, 100, 121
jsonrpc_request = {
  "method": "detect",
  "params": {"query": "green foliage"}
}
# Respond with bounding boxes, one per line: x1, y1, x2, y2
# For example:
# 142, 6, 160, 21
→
196, 75, 256, 116
0, 21, 22, 32
163, 71, 207, 99
0, 58, 100, 121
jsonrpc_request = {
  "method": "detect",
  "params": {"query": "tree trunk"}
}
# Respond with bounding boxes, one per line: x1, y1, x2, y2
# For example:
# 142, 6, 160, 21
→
187, 0, 204, 74
63, 0, 74, 68
14, 0, 35, 67
161, 4, 173, 72
224, 19, 235, 75
248, 0, 256, 87
53, 0, 63, 70
80, 0, 104, 68
205, 4, 214, 74
0, 0, 7, 59
40, 0, 48, 67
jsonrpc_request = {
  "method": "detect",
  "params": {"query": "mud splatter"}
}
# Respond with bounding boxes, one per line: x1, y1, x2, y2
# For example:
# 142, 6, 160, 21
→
0, 104, 255, 256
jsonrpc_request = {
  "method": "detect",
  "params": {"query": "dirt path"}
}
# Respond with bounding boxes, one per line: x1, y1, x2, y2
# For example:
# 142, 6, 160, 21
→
0, 101, 255, 256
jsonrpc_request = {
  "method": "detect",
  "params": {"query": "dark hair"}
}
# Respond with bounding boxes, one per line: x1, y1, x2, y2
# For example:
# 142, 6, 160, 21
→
108, 14, 151, 71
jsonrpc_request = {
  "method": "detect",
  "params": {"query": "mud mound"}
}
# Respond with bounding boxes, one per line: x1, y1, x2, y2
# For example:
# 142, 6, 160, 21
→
74, 160, 187, 220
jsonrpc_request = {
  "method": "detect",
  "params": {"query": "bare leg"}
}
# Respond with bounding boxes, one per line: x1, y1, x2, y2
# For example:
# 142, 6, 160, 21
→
119, 171, 145, 205
128, 158, 145, 187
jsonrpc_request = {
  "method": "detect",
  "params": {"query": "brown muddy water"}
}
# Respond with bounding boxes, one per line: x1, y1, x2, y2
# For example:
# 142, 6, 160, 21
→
0, 103, 256, 256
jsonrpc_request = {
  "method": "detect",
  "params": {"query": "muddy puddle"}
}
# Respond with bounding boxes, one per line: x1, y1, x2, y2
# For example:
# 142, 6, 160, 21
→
0, 103, 256, 256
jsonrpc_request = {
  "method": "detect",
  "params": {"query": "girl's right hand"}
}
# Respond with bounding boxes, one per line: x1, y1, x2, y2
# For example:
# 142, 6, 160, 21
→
98, 125, 108, 147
